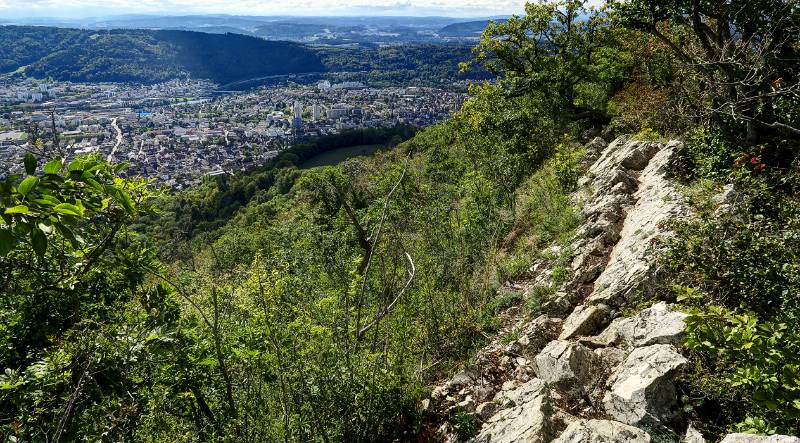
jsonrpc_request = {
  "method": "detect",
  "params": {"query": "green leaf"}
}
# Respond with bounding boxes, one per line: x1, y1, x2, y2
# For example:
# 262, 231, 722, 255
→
82, 177, 104, 192
37, 222, 53, 235
24, 153, 37, 175
198, 357, 217, 367
18, 176, 39, 197
0, 229, 17, 256
54, 222, 81, 247
40, 195, 61, 205
43, 158, 63, 175
31, 228, 47, 258
107, 186, 135, 214
0, 380, 24, 391
68, 159, 88, 172
33, 198, 56, 207
53, 203, 84, 217
4, 205, 30, 215
81, 160, 100, 171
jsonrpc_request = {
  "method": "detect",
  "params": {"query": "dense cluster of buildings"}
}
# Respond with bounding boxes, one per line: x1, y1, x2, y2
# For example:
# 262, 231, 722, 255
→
0, 79, 466, 189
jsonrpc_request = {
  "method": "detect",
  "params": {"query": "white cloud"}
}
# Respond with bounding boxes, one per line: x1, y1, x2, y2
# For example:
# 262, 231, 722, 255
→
0, 0, 527, 17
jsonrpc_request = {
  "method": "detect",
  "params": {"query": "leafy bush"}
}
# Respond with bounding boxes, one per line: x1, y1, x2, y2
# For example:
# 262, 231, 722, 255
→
487, 289, 523, 315
664, 133, 800, 435
494, 149, 583, 284
669, 128, 741, 182
0, 154, 164, 440
677, 287, 800, 435
553, 142, 585, 191
453, 412, 479, 441
632, 127, 662, 141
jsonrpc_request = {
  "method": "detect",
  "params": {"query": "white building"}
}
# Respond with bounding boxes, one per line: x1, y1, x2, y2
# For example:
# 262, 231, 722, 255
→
292, 101, 303, 128
327, 108, 348, 119
312, 104, 322, 122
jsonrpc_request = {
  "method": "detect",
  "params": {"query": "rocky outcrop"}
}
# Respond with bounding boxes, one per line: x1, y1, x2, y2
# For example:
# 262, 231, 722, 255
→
554, 419, 652, 443
603, 344, 687, 426
559, 303, 611, 340
424, 136, 794, 442
470, 379, 555, 443
586, 140, 686, 307
582, 302, 687, 349
533, 340, 601, 397
684, 423, 706, 443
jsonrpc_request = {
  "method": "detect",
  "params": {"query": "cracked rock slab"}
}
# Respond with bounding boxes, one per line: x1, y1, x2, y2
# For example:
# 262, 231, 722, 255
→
559, 304, 611, 340
620, 302, 687, 347
603, 344, 687, 426
588, 302, 687, 349
685, 423, 706, 443
553, 419, 652, 442
514, 315, 563, 359
588, 142, 688, 307
471, 378, 554, 443
534, 340, 600, 396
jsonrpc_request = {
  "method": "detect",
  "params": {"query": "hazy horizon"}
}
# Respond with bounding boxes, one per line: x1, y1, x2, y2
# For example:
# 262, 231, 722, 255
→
0, 0, 526, 20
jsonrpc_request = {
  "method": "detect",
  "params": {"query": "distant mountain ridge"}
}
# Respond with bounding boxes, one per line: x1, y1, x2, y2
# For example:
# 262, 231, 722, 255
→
1, 14, 509, 44
0, 26, 324, 84
438, 19, 508, 37
0, 25, 486, 86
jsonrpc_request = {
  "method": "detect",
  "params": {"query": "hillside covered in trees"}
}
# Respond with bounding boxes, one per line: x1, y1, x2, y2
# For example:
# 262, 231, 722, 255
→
0, 0, 798, 441
0, 25, 484, 86
0, 26, 324, 84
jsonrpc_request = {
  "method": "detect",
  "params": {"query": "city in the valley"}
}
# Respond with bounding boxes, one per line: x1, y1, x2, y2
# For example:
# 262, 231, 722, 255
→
0, 78, 466, 189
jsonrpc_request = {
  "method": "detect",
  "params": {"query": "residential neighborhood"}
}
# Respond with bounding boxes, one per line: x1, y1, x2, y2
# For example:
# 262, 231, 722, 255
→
0, 78, 466, 189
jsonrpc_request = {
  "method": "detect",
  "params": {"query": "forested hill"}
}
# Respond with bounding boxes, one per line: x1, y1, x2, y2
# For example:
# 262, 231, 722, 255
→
0, 25, 480, 85
0, 26, 323, 84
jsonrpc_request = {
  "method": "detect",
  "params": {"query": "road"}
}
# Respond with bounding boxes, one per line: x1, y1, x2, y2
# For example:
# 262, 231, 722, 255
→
106, 117, 123, 162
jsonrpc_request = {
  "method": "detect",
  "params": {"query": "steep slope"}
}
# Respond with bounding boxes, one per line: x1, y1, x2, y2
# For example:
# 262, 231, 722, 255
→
425, 136, 800, 442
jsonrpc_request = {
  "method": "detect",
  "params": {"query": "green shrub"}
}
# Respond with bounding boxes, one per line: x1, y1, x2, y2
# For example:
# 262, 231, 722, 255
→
665, 145, 800, 434
524, 286, 548, 315
453, 412, 479, 441
632, 126, 662, 141
677, 287, 800, 434
553, 142, 585, 192
487, 289, 523, 315
669, 128, 740, 182
511, 160, 583, 252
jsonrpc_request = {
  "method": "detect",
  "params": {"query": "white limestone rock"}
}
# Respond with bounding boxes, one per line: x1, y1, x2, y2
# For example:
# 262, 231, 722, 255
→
684, 422, 706, 443
559, 304, 612, 340
622, 302, 687, 347
516, 315, 564, 359
588, 302, 687, 349
553, 419, 652, 443
470, 378, 555, 443
603, 344, 687, 426
588, 141, 688, 307
534, 340, 600, 396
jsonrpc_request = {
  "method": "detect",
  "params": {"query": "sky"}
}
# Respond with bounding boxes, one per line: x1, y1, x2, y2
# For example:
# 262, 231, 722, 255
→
0, 0, 528, 18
